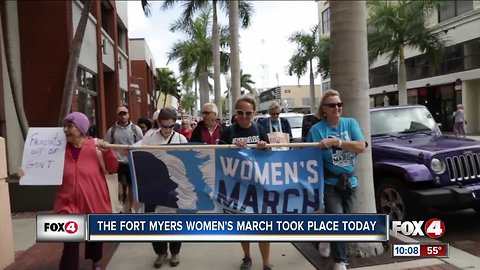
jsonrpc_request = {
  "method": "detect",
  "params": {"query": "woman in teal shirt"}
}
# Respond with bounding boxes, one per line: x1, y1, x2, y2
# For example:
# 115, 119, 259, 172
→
306, 89, 366, 270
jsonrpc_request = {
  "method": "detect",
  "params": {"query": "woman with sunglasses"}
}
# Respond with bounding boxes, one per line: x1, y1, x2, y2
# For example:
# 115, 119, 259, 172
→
219, 95, 272, 270
134, 107, 188, 268
305, 89, 366, 270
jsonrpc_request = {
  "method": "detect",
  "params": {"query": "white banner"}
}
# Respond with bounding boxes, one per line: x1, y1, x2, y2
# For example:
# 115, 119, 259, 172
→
20, 128, 66, 185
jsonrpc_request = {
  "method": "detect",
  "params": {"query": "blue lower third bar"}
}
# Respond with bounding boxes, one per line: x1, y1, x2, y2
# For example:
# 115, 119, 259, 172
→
87, 214, 388, 242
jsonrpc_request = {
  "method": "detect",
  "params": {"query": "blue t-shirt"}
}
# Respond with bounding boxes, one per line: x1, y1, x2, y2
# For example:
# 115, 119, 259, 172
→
305, 117, 364, 187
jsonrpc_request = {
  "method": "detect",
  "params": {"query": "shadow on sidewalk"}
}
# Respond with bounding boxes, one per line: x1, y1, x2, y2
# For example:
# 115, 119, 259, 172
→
6, 242, 119, 270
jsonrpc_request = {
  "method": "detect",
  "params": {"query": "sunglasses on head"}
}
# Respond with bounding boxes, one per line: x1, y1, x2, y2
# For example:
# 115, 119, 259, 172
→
160, 124, 175, 129
236, 110, 254, 117
322, 102, 344, 108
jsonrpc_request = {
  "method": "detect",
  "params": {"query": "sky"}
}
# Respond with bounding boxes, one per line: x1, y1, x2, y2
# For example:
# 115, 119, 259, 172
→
127, 1, 320, 91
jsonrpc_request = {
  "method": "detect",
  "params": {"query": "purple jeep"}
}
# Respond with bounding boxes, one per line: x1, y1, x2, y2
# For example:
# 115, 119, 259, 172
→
371, 105, 480, 220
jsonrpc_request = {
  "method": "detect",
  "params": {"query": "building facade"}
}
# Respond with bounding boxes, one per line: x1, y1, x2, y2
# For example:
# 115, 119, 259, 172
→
257, 85, 321, 114
317, 0, 480, 133
0, 0, 130, 211
129, 38, 155, 121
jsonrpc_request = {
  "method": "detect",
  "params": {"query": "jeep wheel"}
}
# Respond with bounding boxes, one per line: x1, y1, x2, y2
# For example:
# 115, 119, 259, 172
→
376, 179, 409, 221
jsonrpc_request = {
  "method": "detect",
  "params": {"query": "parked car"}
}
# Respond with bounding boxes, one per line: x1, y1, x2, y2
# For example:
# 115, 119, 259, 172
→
302, 105, 480, 221
255, 113, 304, 142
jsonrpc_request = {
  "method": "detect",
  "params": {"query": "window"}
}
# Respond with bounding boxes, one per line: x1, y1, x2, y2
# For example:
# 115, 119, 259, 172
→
120, 89, 129, 106
117, 22, 127, 51
322, 8, 330, 33
75, 67, 98, 135
101, 1, 113, 36
438, 0, 473, 22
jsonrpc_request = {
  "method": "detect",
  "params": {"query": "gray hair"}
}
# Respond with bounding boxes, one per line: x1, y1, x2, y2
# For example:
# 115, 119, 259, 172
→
158, 106, 177, 121
202, 103, 218, 115
268, 102, 281, 112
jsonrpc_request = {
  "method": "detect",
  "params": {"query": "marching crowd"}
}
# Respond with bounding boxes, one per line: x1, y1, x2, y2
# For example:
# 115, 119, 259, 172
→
21, 90, 365, 270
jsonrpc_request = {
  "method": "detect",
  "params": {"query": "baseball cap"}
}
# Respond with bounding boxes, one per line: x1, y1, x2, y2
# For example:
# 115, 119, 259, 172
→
116, 106, 129, 114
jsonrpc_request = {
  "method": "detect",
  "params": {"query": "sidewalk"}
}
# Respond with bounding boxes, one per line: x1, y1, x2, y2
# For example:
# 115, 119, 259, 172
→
7, 216, 471, 270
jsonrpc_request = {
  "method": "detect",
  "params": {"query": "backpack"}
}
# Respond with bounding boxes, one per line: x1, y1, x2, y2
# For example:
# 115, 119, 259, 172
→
110, 122, 140, 143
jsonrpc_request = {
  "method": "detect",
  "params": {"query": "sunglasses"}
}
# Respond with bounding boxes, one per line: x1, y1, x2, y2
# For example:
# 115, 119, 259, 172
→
118, 112, 128, 116
322, 102, 344, 108
202, 111, 213, 115
270, 112, 280, 116
160, 124, 175, 129
236, 110, 254, 117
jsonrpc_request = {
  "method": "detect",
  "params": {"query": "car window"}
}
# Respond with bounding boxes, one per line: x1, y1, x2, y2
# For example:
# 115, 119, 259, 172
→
285, 116, 303, 129
371, 107, 437, 136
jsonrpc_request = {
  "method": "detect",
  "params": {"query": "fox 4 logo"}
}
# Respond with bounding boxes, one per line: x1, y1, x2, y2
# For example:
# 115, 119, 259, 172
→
392, 218, 445, 239
44, 221, 79, 234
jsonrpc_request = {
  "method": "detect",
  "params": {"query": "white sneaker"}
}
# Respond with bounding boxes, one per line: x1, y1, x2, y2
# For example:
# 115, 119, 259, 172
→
333, 262, 347, 270
318, 242, 331, 257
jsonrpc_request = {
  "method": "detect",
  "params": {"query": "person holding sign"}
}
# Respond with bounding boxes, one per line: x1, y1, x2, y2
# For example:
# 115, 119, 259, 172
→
19, 112, 119, 270
219, 95, 272, 270
259, 102, 292, 149
306, 90, 366, 270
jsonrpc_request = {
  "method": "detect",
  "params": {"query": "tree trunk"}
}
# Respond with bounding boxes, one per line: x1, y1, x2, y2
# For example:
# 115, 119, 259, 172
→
212, 0, 222, 119
58, 0, 93, 124
194, 79, 198, 118
398, 45, 407, 105
163, 92, 167, 108
309, 59, 316, 114
228, 1, 241, 105
199, 72, 209, 107
330, 0, 384, 257
1, 3, 29, 138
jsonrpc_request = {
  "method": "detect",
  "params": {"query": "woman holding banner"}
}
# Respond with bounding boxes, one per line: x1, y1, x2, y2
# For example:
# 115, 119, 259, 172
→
134, 106, 188, 268
219, 95, 272, 270
306, 89, 366, 270
18, 112, 119, 270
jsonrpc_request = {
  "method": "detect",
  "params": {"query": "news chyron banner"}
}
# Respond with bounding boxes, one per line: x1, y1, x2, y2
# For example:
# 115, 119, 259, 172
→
36, 214, 388, 242
128, 147, 324, 213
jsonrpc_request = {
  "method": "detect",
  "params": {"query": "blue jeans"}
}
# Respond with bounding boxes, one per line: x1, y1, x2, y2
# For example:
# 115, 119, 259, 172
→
324, 184, 356, 263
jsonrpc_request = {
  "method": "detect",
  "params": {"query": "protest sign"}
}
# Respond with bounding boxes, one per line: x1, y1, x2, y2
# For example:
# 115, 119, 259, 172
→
129, 147, 324, 213
20, 128, 66, 185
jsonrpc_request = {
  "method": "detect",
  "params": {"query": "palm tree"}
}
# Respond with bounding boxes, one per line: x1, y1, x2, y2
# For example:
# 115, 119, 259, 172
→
228, 1, 241, 106
317, 37, 331, 79
148, 0, 252, 120
0, 4, 30, 138
330, 1, 384, 257
368, 0, 445, 105
58, 0, 93, 125
240, 71, 256, 95
155, 68, 180, 108
180, 91, 197, 116
287, 25, 319, 114
167, 8, 230, 107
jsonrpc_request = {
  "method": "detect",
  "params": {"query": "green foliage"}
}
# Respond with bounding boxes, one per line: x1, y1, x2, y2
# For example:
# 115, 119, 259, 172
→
181, 91, 197, 114
167, 7, 230, 85
287, 25, 331, 81
155, 67, 180, 107
240, 72, 255, 94
367, 0, 445, 68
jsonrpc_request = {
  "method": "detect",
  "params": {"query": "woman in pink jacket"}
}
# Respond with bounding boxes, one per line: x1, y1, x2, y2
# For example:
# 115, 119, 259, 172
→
56, 112, 118, 270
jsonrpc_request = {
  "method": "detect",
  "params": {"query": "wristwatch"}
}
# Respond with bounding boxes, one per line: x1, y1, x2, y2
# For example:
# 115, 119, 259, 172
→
338, 139, 343, 149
